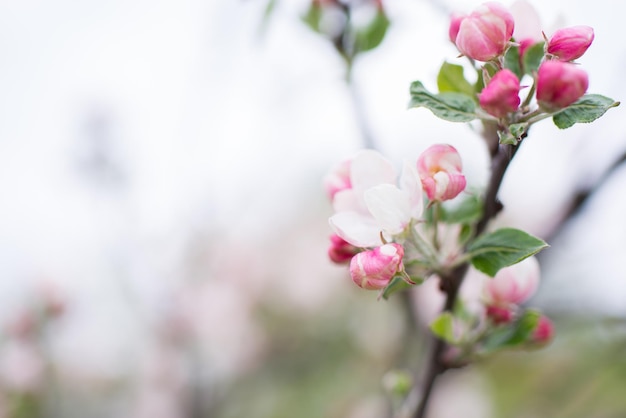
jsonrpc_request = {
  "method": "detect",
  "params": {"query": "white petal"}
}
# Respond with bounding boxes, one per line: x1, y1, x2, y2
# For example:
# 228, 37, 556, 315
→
400, 160, 424, 219
350, 150, 397, 191
329, 212, 382, 247
364, 184, 410, 235
332, 189, 367, 214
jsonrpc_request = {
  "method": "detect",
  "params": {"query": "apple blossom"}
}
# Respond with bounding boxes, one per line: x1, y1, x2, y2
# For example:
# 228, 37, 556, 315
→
416, 144, 466, 202
350, 243, 404, 290
547, 25, 594, 62
536, 60, 588, 110
454, 2, 515, 62
483, 256, 540, 307
328, 234, 359, 264
329, 151, 423, 247
448, 13, 465, 44
478, 69, 521, 118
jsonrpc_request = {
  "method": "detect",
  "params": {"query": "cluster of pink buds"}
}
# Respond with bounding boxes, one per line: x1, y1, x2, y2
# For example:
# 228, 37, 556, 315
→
449, 2, 595, 119
325, 145, 467, 290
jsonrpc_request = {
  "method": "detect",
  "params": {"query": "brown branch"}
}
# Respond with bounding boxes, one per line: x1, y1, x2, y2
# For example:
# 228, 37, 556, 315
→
411, 142, 518, 418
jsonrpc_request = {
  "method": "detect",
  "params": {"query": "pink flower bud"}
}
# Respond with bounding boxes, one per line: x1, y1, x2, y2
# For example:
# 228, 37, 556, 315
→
328, 234, 359, 264
455, 2, 515, 62
448, 13, 466, 44
478, 69, 521, 118
536, 60, 588, 110
486, 305, 514, 324
483, 256, 540, 307
416, 144, 466, 202
323, 159, 352, 201
547, 25, 594, 62
531, 315, 554, 345
349, 243, 404, 290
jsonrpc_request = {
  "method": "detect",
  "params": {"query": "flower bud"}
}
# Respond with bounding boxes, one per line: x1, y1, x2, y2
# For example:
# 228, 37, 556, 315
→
323, 159, 352, 201
485, 305, 514, 324
416, 144, 466, 202
531, 315, 554, 345
478, 69, 521, 118
547, 25, 594, 62
455, 2, 515, 62
349, 243, 404, 290
483, 256, 540, 307
536, 60, 588, 110
328, 234, 359, 264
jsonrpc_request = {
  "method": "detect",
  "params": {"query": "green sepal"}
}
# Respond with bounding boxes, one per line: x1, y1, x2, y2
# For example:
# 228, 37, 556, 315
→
467, 228, 548, 277
437, 62, 476, 99
481, 309, 541, 353
409, 81, 477, 122
552, 94, 620, 129
381, 275, 416, 300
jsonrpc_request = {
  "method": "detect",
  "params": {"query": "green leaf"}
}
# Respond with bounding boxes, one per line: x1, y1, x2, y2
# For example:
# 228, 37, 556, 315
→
302, 3, 323, 33
552, 94, 620, 129
467, 228, 548, 277
522, 42, 544, 75
440, 195, 483, 224
430, 312, 456, 343
354, 11, 390, 54
437, 62, 475, 98
481, 309, 541, 353
409, 81, 477, 122
498, 122, 529, 145
381, 276, 412, 300
503, 45, 522, 79
497, 130, 517, 145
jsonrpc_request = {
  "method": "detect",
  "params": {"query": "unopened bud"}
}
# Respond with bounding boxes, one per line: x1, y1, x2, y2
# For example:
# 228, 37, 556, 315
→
537, 60, 588, 110
455, 2, 515, 62
328, 234, 359, 264
478, 69, 521, 118
349, 243, 404, 290
547, 25, 594, 62
531, 315, 554, 345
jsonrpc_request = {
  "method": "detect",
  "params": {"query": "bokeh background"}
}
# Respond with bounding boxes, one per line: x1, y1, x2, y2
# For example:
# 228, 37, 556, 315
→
0, 0, 625, 417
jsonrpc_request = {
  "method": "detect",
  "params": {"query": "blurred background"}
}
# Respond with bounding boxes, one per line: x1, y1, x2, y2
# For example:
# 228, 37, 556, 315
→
0, 0, 625, 417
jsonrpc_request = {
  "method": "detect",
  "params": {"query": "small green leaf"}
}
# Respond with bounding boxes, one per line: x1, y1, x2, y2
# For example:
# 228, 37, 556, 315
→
409, 81, 477, 122
437, 62, 475, 98
522, 42, 544, 74
354, 11, 390, 54
440, 195, 483, 224
552, 94, 620, 129
381, 276, 412, 300
503, 45, 522, 79
497, 130, 517, 145
430, 312, 456, 343
467, 228, 548, 277
302, 4, 323, 33
482, 309, 541, 353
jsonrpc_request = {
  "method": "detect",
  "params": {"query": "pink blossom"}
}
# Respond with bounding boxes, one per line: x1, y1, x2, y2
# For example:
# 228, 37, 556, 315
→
547, 25, 594, 62
416, 144, 466, 202
350, 243, 404, 290
483, 256, 540, 307
478, 69, 521, 118
327, 234, 359, 264
531, 315, 554, 345
485, 305, 513, 324
536, 60, 588, 110
455, 2, 515, 62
